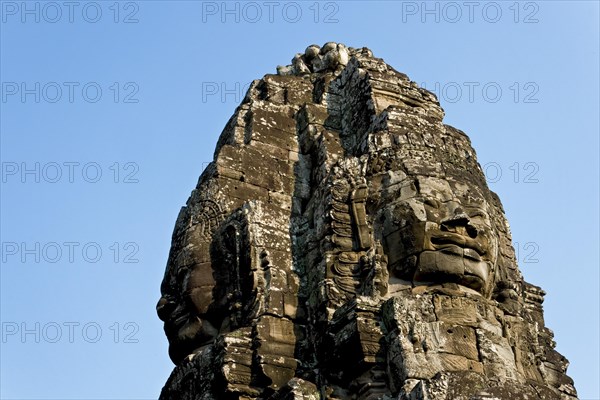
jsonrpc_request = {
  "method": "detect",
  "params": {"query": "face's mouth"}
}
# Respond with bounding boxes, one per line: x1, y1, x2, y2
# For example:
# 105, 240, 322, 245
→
411, 231, 492, 294
163, 312, 217, 363
430, 232, 486, 261
157, 297, 192, 341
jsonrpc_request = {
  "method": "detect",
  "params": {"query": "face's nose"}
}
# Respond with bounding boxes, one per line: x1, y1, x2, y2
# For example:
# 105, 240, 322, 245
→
441, 211, 478, 238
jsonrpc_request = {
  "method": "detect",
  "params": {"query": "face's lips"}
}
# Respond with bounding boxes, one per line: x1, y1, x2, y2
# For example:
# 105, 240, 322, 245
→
159, 300, 192, 340
463, 248, 482, 261
430, 232, 486, 259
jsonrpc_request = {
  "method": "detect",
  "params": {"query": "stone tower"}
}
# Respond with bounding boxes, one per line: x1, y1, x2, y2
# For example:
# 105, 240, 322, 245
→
157, 43, 577, 399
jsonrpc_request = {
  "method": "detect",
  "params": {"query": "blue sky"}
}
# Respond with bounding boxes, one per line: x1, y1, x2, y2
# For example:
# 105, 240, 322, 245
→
1, 1, 598, 398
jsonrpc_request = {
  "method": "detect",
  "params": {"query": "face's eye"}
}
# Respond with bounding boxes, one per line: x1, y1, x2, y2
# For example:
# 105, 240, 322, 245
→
176, 267, 189, 287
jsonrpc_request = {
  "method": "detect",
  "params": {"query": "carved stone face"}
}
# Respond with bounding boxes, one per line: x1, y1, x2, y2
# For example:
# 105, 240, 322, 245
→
381, 176, 499, 296
157, 206, 261, 364
157, 259, 219, 363
156, 199, 225, 363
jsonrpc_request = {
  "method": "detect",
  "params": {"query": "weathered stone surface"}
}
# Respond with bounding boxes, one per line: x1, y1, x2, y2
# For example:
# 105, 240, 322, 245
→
157, 43, 577, 399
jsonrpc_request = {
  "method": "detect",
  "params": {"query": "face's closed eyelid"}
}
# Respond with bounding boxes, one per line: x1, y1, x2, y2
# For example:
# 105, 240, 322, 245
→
466, 208, 487, 218
176, 267, 189, 285
423, 198, 440, 208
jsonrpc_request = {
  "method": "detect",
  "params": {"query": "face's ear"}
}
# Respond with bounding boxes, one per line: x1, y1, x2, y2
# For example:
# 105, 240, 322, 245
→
209, 204, 269, 330
489, 196, 525, 308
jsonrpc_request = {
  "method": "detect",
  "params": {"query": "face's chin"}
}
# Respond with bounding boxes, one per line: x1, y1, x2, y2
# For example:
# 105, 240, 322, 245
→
164, 315, 218, 364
